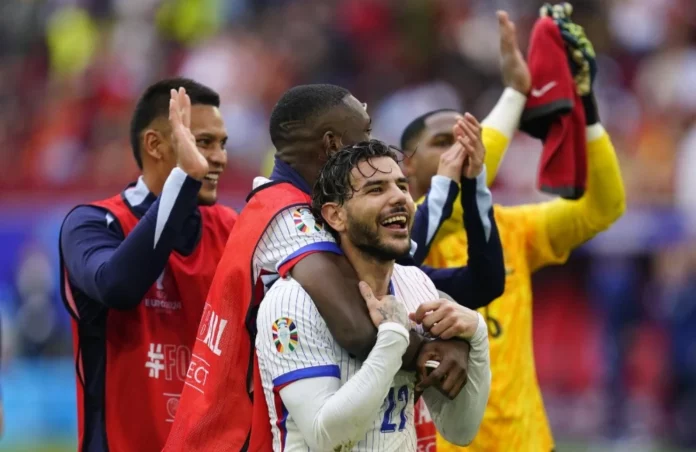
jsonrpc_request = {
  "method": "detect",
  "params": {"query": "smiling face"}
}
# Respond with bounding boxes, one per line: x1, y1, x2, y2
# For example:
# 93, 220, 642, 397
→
324, 156, 415, 261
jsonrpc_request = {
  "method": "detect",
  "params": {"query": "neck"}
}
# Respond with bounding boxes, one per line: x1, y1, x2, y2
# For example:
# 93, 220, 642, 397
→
276, 147, 323, 188
409, 180, 427, 202
342, 243, 393, 297
141, 169, 166, 196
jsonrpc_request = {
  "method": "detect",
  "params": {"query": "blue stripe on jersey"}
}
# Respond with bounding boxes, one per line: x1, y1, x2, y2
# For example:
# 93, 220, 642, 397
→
272, 364, 341, 387
275, 241, 343, 273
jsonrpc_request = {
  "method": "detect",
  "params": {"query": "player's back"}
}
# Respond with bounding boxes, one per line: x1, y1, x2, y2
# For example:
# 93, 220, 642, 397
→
256, 264, 439, 452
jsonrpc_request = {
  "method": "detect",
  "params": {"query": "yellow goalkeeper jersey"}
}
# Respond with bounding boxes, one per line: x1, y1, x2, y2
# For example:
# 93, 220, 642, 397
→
424, 127, 624, 452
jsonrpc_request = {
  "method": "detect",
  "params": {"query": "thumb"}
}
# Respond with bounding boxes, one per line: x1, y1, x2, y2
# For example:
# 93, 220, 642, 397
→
358, 281, 376, 306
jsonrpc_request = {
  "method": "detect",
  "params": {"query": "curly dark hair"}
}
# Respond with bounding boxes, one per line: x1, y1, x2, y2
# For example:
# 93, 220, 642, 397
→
311, 139, 402, 237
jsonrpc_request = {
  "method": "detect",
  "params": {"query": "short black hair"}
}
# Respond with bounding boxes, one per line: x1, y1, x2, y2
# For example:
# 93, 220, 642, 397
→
400, 109, 459, 151
269, 84, 351, 147
312, 139, 399, 235
130, 77, 220, 169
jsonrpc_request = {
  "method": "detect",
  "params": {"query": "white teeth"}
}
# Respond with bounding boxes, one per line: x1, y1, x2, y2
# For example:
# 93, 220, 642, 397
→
205, 173, 219, 181
382, 215, 407, 226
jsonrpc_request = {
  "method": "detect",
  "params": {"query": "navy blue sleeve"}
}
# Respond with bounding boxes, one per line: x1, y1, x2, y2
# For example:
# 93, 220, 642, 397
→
400, 170, 505, 309
60, 170, 202, 310
411, 176, 459, 265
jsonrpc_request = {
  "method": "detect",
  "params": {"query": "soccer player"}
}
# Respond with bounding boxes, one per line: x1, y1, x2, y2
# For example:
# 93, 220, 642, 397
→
402, 9, 626, 452
165, 84, 500, 451
257, 140, 491, 451
59, 79, 237, 452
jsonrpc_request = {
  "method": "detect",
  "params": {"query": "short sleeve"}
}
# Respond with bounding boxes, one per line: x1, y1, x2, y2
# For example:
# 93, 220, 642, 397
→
256, 279, 340, 388
255, 206, 342, 277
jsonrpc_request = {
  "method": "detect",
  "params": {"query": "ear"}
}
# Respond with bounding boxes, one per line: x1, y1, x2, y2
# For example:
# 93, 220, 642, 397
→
321, 202, 347, 234
142, 129, 167, 162
402, 152, 416, 177
322, 130, 343, 156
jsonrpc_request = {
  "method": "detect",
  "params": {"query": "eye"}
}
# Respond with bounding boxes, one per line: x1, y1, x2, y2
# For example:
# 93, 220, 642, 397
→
367, 186, 382, 194
432, 136, 454, 148
196, 138, 212, 147
398, 184, 409, 193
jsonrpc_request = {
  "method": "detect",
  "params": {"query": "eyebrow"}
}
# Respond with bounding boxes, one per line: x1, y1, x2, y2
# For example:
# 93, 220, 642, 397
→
195, 132, 228, 141
360, 176, 409, 190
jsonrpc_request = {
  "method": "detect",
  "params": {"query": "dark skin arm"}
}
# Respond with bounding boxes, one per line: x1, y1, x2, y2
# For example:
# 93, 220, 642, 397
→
291, 252, 425, 369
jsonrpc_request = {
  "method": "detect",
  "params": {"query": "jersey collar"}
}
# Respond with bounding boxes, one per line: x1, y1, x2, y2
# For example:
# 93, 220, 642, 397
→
269, 158, 313, 196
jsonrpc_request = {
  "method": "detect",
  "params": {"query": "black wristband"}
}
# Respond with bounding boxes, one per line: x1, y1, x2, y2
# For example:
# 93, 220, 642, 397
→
582, 94, 600, 125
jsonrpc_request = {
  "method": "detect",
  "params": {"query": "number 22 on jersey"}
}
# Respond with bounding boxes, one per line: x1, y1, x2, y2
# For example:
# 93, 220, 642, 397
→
381, 385, 409, 433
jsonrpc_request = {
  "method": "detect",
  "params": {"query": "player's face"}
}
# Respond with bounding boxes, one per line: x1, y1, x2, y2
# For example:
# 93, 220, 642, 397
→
322, 95, 372, 150
342, 156, 415, 261
403, 111, 459, 194
188, 105, 228, 205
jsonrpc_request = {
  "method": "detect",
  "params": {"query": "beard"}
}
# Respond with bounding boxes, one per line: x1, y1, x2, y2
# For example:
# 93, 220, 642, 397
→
346, 215, 411, 262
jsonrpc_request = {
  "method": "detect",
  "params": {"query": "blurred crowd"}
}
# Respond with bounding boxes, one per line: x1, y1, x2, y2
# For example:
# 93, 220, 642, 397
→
2, 0, 696, 449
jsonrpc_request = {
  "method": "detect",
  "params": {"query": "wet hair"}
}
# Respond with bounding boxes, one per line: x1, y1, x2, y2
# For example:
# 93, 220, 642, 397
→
312, 139, 400, 236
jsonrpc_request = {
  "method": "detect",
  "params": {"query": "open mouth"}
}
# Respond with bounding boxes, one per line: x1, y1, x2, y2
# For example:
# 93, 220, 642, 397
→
203, 172, 220, 185
380, 214, 408, 230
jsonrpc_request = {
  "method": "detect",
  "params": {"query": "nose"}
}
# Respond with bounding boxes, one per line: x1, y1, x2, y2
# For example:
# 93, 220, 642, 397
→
387, 183, 408, 206
206, 145, 227, 169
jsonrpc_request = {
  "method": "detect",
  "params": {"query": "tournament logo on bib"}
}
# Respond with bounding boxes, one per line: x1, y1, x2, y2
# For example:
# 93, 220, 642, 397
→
292, 208, 322, 233
272, 317, 298, 353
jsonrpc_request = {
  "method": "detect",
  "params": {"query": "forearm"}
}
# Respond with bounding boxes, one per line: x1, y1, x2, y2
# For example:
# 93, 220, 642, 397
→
281, 325, 409, 450
460, 169, 505, 305
297, 253, 427, 369
545, 124, 626, 255
411, 176, 459, 264
423, 314, 491, 446
481, 88, 527, 185
62, 168, 201, 309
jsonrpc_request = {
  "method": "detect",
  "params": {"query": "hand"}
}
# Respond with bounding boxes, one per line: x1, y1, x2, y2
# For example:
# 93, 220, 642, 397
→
436, 118, 468, 183
540, 3, 597, 96
454, 113, 485, 180
410, 299, 479, 340
497, 11, 531, 95
169, 87, 209, 180
415, 339, 470, 399
358, 281, 409, 329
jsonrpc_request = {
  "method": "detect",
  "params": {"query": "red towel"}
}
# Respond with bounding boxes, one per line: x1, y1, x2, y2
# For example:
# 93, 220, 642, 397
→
520, 17, 587, 200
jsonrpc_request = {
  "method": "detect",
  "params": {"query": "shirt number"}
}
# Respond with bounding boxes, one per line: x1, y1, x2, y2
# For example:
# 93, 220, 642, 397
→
380, 385, 409, 433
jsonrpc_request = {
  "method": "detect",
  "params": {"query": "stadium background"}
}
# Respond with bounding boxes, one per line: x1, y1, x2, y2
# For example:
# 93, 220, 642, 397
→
1, 0, 695, 450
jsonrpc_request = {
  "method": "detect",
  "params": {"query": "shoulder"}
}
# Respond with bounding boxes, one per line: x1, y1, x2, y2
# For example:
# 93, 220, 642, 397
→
258, 277, 320, 324
61, 205, 122, 241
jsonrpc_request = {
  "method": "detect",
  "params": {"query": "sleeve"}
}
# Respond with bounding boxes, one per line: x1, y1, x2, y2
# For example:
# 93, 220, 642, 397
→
257, 282, 410, 451
481, 87, 528, 186
414, 169, 505, 309
60, 168, 202, 310
422, 313, 491, 446
521, 125, 626, 272
256, 281, 339, 384
411, 175, 460, 264
255, 206, 343, 278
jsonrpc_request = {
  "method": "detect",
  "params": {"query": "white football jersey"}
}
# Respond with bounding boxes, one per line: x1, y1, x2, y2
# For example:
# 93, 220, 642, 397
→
256, 264, 440, 451
250, 178, 339, 293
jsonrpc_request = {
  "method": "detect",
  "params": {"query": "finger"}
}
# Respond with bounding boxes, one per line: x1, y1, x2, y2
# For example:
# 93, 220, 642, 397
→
446, 369, 468, 399
496, 11, 518, 52
413, 300, 445, 323
439, 324, 463, 341
562, 2, 573, 18
419, 359, 452, 392
439, 366, 462, 399
453, 122, 466, 139
461, 122, 480, 147
182, 88, 192, 128
358, 281, 376, 307
421, 307, 450, 331
429, 314, 456, 338
464, 112, 481, 129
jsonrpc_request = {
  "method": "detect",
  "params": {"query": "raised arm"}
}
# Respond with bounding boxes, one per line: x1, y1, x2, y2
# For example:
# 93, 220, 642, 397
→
61, 168, 201, 310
